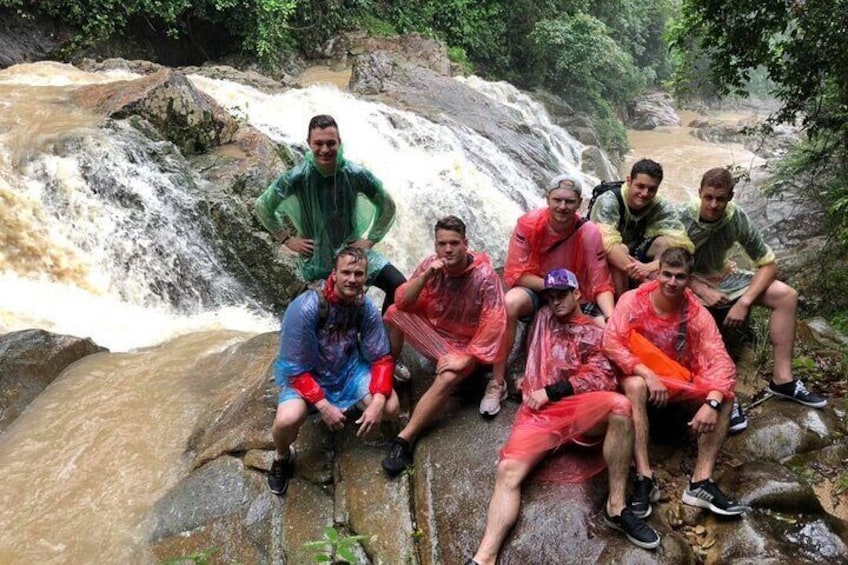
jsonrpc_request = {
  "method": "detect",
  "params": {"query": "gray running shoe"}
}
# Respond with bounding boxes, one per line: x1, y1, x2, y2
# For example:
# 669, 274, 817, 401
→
682, 478, 748, 516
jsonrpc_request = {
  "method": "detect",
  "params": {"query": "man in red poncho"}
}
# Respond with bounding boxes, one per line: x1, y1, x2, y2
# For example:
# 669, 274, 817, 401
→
603, 247, 747, 518
465, 269, 659, 565
482, 172, 616, 418
381, 215, 507, 476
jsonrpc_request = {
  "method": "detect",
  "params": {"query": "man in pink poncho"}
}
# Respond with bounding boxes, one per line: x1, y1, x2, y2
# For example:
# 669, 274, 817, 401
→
603, 247, 747, 519
465, 269, 659, 565
381, 215, 507, 476
480, 172, 616, 418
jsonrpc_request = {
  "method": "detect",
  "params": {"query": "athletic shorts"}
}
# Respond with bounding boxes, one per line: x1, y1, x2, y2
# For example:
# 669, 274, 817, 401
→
277, 359, 371, 410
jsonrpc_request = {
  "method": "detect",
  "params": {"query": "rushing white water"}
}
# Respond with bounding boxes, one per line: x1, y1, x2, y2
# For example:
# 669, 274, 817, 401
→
189, 74, 598, 273
1, 64, 593, 350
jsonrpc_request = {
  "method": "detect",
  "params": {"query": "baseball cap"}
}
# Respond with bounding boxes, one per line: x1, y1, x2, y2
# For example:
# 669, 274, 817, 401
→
543, 268, 579, 291
547, 172, 583, 195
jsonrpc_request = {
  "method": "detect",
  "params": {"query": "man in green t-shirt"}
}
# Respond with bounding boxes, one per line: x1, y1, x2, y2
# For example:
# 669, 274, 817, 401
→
589, 158, 694, 296
681, 167, 826, 425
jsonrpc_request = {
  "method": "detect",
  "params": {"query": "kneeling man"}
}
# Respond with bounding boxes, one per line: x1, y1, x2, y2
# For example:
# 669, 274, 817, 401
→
267, 246, 400, 495
603, 247, 747, 518
466, 269, 659, 565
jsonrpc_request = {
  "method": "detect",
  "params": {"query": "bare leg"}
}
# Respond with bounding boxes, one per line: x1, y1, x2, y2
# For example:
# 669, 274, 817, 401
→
603, 413, 634, 515
387, 325, 405, 359
271, 399, 308, 459
756, 280, 798, 385
471, 455, 545, 565
621, 376, 652, 478
491, 289, 534, 387
692, 400, 731, 482
398, 367, 471, 443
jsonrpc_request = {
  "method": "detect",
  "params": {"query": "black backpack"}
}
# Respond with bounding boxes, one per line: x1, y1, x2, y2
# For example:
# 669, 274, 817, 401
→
586, 180, 648, 247
586, 180, 625, 221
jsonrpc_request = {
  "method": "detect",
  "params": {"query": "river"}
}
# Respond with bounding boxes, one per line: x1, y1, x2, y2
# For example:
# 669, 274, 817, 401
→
0, 62, 764, 563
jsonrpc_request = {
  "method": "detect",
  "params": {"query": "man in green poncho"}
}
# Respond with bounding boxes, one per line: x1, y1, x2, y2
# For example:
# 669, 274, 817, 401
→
255, 114, 406, 314
681, 167, 826, 424
589, 158, 694, 296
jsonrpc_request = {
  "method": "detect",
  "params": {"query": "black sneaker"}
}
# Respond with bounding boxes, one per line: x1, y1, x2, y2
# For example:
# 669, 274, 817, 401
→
629, 475, 659, 518
463, 560, 481, 565
768, 379, 827, 408
728, 399, 748, 434
381, 437, 413, 476
603, 507, 661, 549
267, 446, 295, 496
682, 478, 748, 516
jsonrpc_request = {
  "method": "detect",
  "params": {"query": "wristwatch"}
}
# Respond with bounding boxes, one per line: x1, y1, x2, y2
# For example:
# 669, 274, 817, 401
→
705, 398, 721, 411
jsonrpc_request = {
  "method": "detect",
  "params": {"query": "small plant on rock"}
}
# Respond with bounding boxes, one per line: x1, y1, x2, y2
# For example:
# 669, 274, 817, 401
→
303, 526, 369, 564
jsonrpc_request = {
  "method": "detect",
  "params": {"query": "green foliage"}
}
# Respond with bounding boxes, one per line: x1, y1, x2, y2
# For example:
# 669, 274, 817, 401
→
303, 526, 369, 564
447, 46, 473, 75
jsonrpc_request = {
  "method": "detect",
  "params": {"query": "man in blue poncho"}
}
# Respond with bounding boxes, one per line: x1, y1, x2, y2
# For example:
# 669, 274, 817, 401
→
255, 114, 406, 314
267, 247, 400, 495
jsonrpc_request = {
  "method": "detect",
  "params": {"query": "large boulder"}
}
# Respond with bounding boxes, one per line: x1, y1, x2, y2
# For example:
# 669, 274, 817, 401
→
71, 69, 238, 155
325, 32, 450, 76
626, 92, 681, 130
0, 329, 106, 432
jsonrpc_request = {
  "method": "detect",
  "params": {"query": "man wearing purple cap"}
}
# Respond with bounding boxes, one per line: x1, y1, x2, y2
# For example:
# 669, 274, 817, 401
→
465, 269, 659, 564
481, 172, 616, 417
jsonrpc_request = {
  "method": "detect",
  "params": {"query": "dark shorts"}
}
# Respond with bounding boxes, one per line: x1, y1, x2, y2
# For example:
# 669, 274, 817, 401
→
628, 236, 659, 263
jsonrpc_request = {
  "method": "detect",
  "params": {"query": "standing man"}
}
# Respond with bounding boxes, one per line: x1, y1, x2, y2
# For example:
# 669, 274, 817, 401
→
255, 114, 406, 313
603, 248, 747, 518
681, 167, 826, 415
590, 158, 694, 295
267, 247, 400, 495
482, 172, 615, 417
381, 216, 507, 475
465, 269, 659, 565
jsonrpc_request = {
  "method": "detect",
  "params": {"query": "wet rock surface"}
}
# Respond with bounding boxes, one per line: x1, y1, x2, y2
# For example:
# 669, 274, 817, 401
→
142, 325, 848, 563
72, 69, 238, 155
0, 329, 106, 432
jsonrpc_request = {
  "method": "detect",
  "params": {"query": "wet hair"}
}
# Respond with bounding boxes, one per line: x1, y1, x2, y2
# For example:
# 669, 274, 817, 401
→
700, 167, 735, 192
659, 247, 694, 274
434, 215, 467, 239
307, 114, 339, 138
334, 245, 367, 269
629, 158, 664, 184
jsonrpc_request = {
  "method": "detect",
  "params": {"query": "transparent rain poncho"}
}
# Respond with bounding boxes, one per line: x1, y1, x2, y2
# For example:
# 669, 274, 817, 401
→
255, 148, 396, 282
273, 286, 390, 409
589, 183, 693, 254
503, 209, 614, 305
680, 200, 776, 297
603, 280, 736, 400
384, 252, 506, 364
499, 307, 631, 483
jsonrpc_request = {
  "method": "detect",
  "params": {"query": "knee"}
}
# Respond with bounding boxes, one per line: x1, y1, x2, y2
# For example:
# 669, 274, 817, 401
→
621, 376, 647, 401
383, 393, 400, 420
505, 290, 528, 320
610, 394, 633, 418
495, 459, 526, 489
433, 369, 463, 391
272, 402, 307, 433
775, 282, 798, 309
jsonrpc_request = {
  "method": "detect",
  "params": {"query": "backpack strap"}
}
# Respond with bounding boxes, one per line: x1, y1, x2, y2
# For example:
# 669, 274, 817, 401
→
315, 289, 364, 332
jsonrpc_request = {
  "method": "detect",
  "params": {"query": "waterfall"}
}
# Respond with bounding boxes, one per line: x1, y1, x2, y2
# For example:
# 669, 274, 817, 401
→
1, 63, 603, 350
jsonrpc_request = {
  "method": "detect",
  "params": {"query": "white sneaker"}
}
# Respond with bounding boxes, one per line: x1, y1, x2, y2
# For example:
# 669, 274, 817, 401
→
479, 380, 507, 417
394, 361, 411, 383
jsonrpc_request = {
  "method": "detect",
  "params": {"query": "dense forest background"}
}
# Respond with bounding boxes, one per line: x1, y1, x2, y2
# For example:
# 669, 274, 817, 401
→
3, 0, 847, 325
